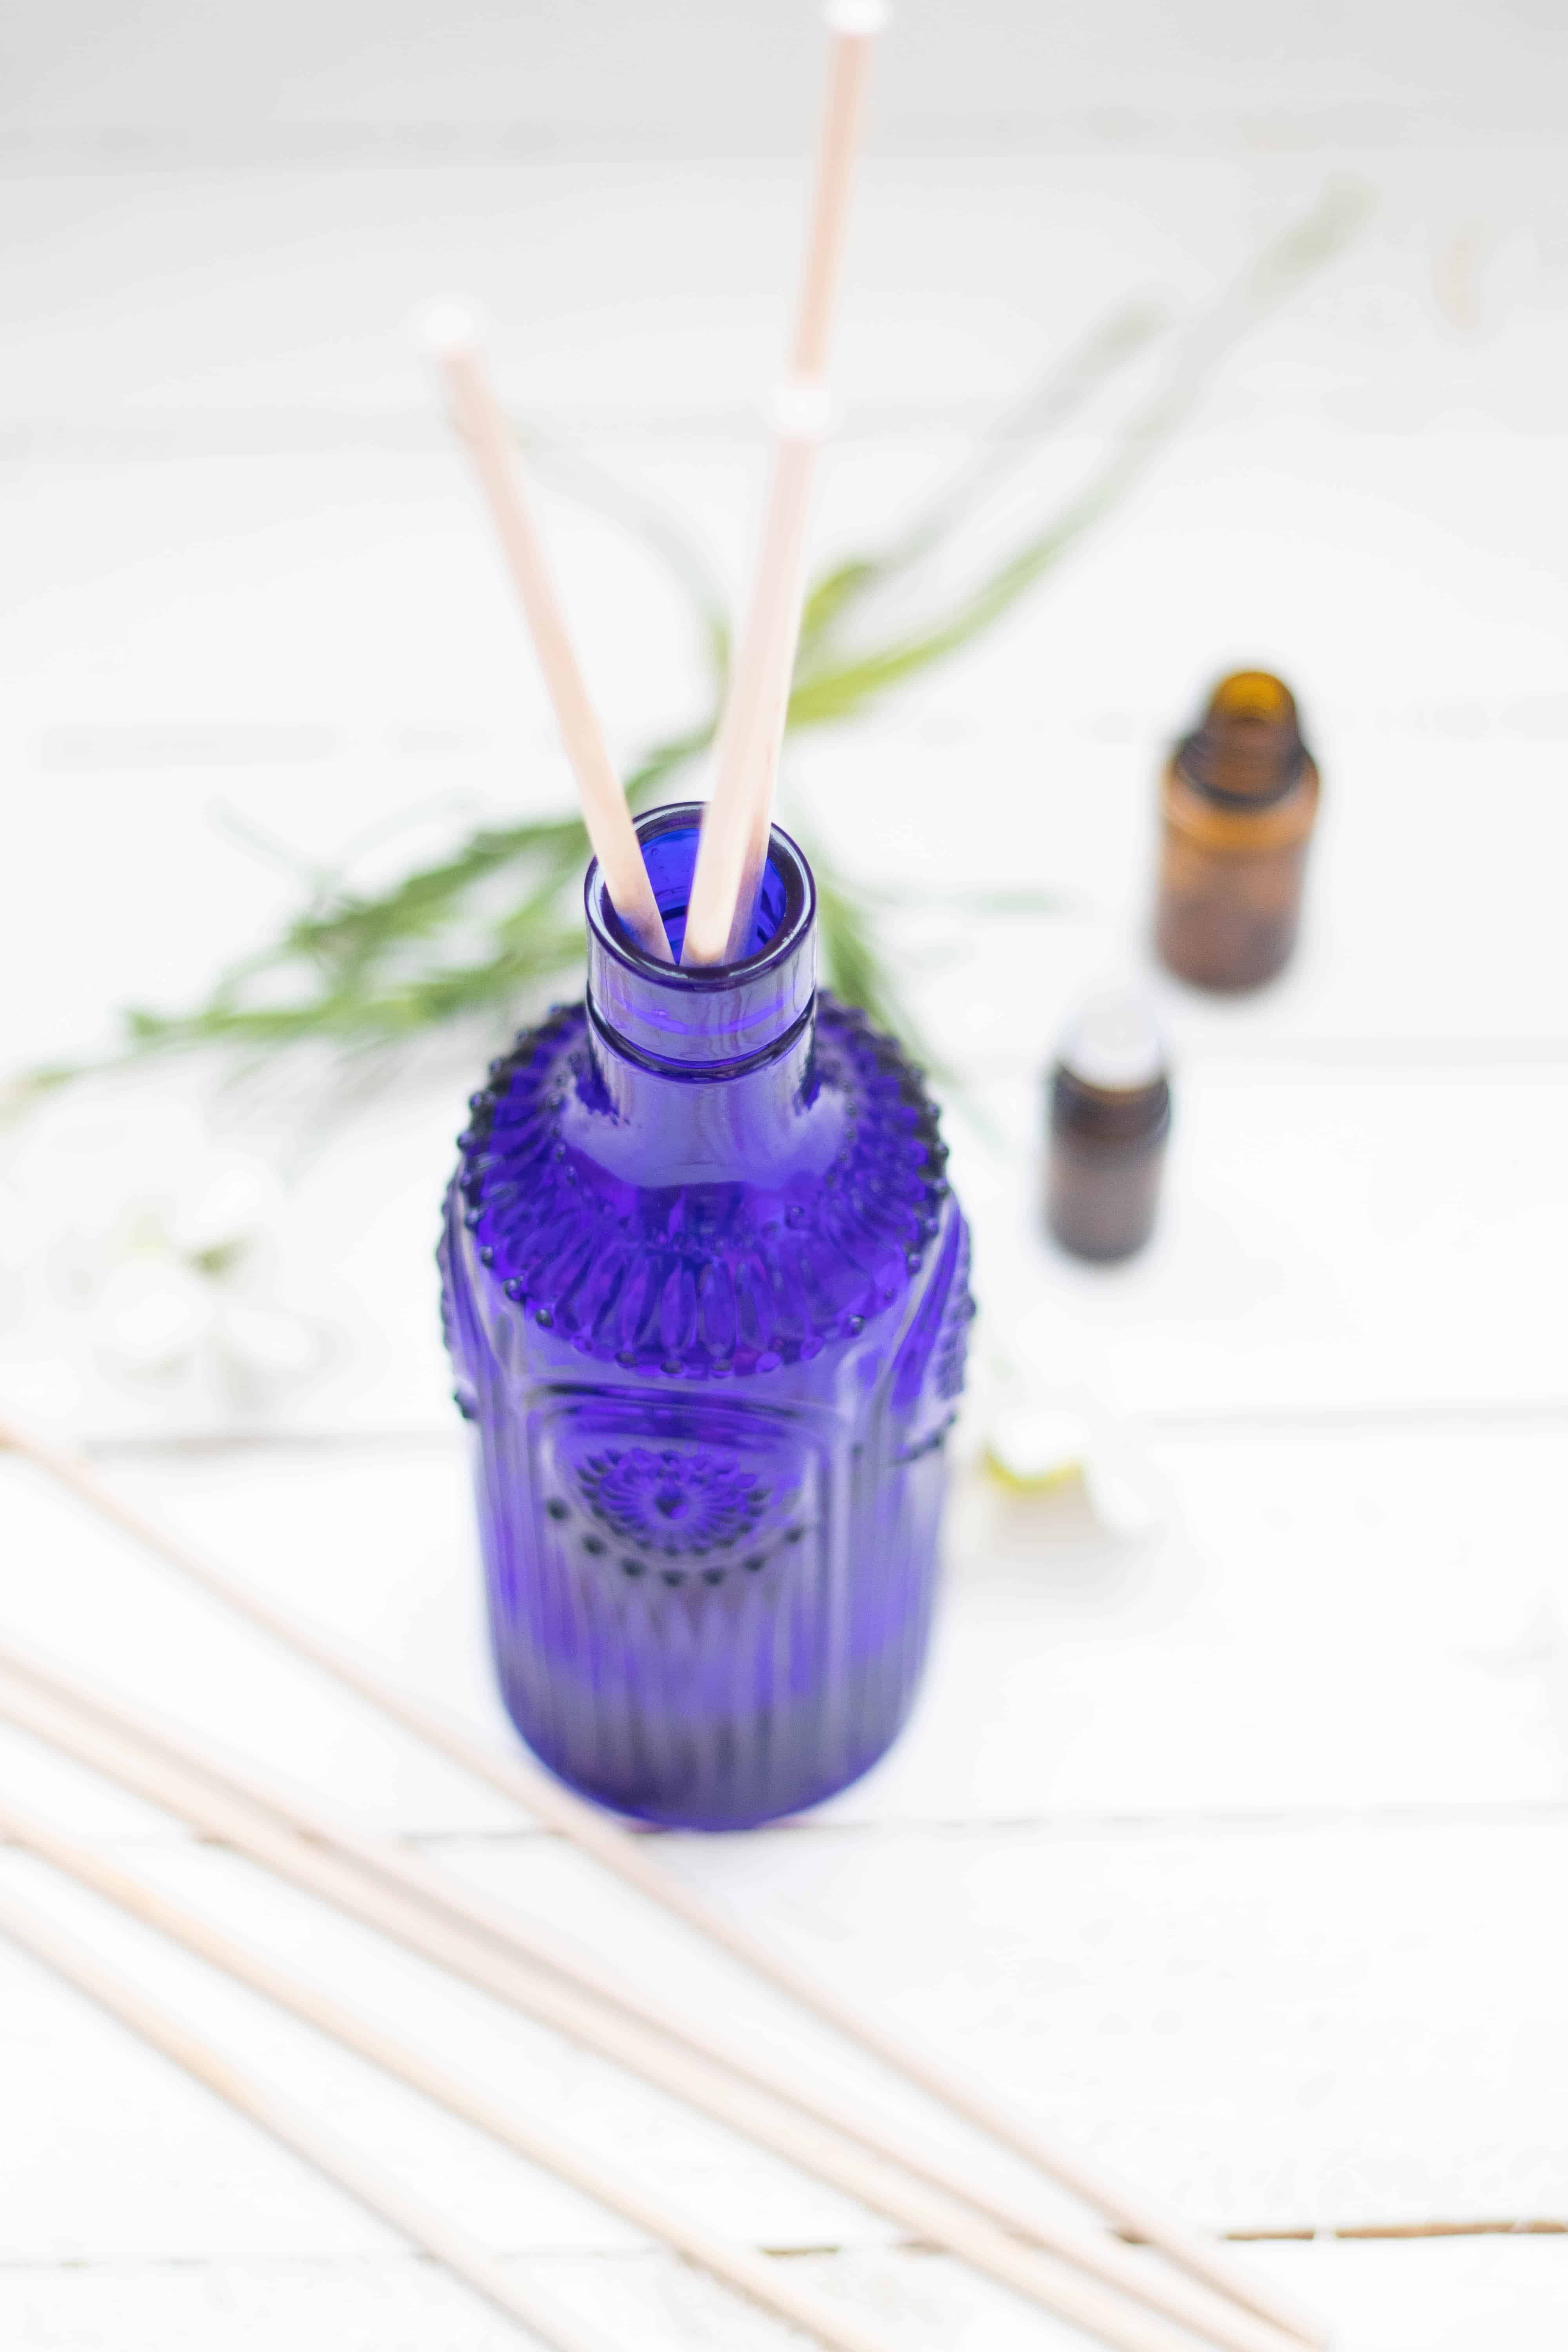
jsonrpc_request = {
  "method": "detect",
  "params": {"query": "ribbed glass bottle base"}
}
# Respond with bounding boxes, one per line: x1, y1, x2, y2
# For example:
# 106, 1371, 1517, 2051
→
473, 1434, 946, 1829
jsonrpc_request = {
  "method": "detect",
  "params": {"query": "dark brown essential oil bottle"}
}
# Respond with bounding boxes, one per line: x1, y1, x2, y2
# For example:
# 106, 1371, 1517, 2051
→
1155, 670, 1319, 991
1045, 986, 1171, 1263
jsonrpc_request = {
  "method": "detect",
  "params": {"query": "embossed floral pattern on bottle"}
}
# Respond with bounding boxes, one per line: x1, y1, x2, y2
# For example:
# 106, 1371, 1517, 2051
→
441, 809, 972, 1829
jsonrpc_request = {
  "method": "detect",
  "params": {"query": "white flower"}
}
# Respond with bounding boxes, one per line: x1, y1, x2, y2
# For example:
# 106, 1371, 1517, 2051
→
976, 1371, 1171, 1541
0, 1085, 328, 1417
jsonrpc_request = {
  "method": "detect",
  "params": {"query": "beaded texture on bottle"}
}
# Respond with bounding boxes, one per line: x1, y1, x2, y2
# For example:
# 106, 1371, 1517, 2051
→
440, 996, 973, 1829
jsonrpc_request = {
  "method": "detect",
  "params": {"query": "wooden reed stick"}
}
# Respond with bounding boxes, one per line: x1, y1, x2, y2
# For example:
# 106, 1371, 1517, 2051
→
682, 383, 828, 964
0, 1636, 1297, 2352
423, 306, 670, 960
0, 1883, 623, 2352
0, 1662, 1293, 2352
683, 3, 886, 966
0, 1797, 900, 2352
794, 4, 889, 378
0, 1414, 1327, 2352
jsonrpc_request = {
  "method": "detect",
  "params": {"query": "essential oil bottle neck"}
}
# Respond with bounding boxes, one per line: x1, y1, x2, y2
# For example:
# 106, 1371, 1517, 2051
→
1179, 669, 1307, 809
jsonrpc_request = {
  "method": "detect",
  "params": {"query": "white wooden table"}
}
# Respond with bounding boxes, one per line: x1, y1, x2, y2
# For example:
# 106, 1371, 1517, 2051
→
2, 6, 1566, 2345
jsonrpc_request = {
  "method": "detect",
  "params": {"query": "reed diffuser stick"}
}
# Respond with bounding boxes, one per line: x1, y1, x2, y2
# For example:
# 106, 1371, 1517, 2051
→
0, 1665, 1286, 2352
425, 307, 671, 960
0, 1884, 624, 2352
0, 1636, 1298, 2352
0, 1414, 1327, 2352
793, 2, 889, 377
683, 2, 886, 965
0, 1797, 903, 2352
681, 381, 828, 964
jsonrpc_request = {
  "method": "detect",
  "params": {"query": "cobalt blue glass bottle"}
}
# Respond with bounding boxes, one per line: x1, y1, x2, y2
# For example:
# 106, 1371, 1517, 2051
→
440, 804, 972, 1829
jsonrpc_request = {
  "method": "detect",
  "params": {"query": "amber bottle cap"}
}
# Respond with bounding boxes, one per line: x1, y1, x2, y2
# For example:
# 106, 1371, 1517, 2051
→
1057, 983, 1166, 1093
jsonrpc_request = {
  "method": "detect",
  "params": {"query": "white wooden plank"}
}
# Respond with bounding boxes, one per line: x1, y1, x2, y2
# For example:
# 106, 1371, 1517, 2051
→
2, 1814, 1565, 2256
0, 1443, 514, 1839
5, 695, 1568, 1083
0, 2239, 1563, 2352
3, 423, 1567, 1083
426, 1817, 1568, 2235
951, 1063, 1568, 1421
2, 1431, 1564, 2272
2, 1419, 1566, 1840
7, 0, 1568, 161
7, 1059, 1562, 1438
9, 419, 1565, 749
0, 160, 1233, 432
2, 138, 1567, 437
858, 1419, 1568, 1822
0, 1843, 882, 2263
0, 2239, 1561, 2352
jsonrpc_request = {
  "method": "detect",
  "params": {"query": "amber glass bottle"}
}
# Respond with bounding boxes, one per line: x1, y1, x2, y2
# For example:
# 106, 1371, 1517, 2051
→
1155, 671, 1319, 991
1045, 985, 1171, 1263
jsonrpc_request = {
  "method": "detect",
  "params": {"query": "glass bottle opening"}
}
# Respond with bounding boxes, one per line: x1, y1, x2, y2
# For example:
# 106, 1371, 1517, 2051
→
585, 802, 817, 1073
595, 805, 805, 970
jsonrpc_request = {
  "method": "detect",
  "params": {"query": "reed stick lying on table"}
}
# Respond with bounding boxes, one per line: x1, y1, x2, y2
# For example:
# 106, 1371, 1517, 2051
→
0, 1652, 1283, 2352
0, 1634, 1299, 2352
0, 1650, 1301, 2352
0, 1880, 626, 2352
0, 1791, 904, 2352
0, 1412, 1325, 2350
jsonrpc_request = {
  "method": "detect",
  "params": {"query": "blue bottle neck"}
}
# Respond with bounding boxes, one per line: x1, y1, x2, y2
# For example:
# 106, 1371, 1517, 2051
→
577, 805, 838, 1187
